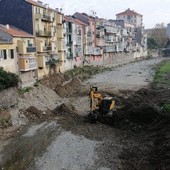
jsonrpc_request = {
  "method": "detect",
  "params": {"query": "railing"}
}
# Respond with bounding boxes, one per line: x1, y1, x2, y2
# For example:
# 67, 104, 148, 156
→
66, 41, 73, 46
66, 28, 72, 34
67, 53, 73, 59
29, 62, 37, 69
36, 30, 52, 37
43, 46, 52, 51
42, 14, 52, 22
27, 46, 36, 53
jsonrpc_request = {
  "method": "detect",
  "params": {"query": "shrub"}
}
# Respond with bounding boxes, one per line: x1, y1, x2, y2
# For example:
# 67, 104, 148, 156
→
0, 67, 19, 91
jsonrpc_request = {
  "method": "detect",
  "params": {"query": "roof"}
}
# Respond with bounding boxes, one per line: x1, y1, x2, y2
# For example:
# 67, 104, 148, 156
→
0, 24, 34, 38
73, 12, 90, 25
64, 16, 88, 26
26, 0, 45, 8
116, 8, 142, 16
26, 0, 61, 13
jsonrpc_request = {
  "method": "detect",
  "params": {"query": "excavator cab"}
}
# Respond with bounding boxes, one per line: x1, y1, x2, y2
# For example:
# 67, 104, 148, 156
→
99, 96, 115, 115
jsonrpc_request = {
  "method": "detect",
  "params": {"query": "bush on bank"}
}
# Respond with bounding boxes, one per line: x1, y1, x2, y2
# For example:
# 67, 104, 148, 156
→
0, 67, 19, 91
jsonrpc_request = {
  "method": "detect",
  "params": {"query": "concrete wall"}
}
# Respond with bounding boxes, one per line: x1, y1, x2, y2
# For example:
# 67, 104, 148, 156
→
84, 51, 148, 68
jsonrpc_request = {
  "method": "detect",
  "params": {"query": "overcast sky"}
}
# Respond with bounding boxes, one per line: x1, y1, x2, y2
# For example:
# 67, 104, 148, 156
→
43, 0, 170, 29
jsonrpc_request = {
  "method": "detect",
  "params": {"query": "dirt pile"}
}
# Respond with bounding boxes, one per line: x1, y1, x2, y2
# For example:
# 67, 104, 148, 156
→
97, 88, 164, 131
54, 78, 82, 97
53, 103, 76, 116
41, 74, 65, 90
23, 106, 54, 122
53, 103, 84, 125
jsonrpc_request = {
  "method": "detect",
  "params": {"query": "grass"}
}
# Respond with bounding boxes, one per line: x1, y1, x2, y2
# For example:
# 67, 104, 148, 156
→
18, 87, 33, 94
162, 104, 170, 113
154, 60, 170, 113
154, 60, 170, 85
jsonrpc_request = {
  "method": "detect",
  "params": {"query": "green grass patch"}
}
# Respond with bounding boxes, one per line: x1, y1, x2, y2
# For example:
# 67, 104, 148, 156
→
18, 87, 33, 94
162, 103, 170, 113
154, 60, 170, 85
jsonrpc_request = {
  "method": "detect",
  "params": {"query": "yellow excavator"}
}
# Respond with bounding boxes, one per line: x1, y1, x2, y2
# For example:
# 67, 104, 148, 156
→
87, 85, 116, 122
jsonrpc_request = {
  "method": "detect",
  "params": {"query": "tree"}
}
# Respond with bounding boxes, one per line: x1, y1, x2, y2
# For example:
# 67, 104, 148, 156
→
147, 37, 159, 49
149, 23, 168, 48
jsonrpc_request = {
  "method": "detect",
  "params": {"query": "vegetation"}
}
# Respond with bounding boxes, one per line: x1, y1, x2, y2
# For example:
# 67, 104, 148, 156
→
147, 37, 159, 49
18, 87, 33, 94
0, 67, 19, 91
147, 23, 168, 49
64, 65, 112, 80
154, 60, 170, 85
154, 60, 170, 113
162, 103, 170, 113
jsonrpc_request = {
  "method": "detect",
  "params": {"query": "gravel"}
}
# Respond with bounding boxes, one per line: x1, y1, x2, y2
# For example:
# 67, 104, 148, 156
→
86, 58, 164, 91
33, 132, 99, 170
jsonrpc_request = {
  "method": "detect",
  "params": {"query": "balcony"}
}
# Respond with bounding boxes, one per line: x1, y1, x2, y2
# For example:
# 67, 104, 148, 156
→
58, 41, 66, 51
27, 46, 36, 53
46, 55, 59, 65
105, 27, 118, 34
43, 46, 52, 51
66, 41, 73, 46
19, 57, 37, 71
67, 53, 73, 59
103, 46, 115, 53
87, 31, 92, 36
56, 14, 63, 24
18, 40, 36, 54
36, 30, 52, 37
93, 47, 102, 55
77, 29, 81, 35
66, 28, 72, 34
57, 29, 64, 39
36, 39, 52, 52
42, 14, 53, 22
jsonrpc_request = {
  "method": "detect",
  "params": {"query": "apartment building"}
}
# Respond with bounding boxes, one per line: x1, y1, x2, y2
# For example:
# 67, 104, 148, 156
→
0, 24, 37, 85
116, 8, 143, 27
56, 12, 65, 72
73, 13, 94, 58
62, 16, 85, 70
0, 0, 58, 78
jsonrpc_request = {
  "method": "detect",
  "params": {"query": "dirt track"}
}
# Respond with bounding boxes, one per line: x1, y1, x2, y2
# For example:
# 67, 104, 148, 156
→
0, 57, 169, 170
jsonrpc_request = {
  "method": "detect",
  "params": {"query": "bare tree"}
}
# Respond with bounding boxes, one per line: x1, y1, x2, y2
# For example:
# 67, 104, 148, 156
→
150, 23, 168, 48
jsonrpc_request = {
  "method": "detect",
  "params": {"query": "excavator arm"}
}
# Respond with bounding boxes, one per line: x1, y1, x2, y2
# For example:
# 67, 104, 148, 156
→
89, 86, 103, 113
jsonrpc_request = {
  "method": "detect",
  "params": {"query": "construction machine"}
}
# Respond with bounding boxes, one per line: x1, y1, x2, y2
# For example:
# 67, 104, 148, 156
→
87, 86, 116, 122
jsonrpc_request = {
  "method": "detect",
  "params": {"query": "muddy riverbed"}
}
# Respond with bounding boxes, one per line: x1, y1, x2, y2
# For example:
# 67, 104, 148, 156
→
0, 57, 169, 170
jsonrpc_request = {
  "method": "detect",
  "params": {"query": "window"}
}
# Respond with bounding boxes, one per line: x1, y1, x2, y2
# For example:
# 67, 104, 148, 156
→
9, 49, 14, 59
0, 50, 7, 60
127, 15, 131, 20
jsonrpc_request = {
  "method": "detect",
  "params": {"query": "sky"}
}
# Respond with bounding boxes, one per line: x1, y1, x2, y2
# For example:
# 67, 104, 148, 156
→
42, 0, 170, 29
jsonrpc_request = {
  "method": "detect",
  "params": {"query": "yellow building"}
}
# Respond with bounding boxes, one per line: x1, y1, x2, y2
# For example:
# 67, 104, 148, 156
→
0, 24, 37, 86
27, 0, 59, 77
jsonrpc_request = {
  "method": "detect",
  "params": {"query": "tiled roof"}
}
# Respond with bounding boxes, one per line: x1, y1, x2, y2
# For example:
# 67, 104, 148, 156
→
116, 9, 142, 16
64, 16, 88, 26
0, 25, 34, 37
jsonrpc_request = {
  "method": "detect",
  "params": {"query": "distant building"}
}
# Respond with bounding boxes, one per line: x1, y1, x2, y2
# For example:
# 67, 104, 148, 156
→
116, 8, 143, 27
